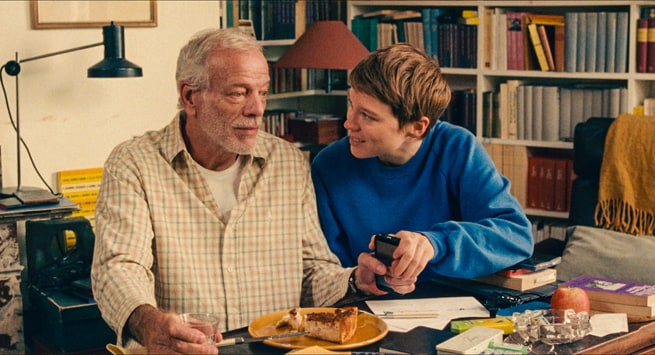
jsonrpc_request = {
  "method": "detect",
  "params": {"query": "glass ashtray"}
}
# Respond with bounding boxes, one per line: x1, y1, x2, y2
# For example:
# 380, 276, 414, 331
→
512, 309, 592, 345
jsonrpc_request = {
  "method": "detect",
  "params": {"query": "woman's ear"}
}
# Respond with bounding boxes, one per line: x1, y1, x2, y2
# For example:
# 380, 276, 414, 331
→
407, 116, 431, 138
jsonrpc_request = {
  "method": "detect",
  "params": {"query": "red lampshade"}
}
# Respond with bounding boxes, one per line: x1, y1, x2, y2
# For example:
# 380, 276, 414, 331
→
274, 21, 369, 70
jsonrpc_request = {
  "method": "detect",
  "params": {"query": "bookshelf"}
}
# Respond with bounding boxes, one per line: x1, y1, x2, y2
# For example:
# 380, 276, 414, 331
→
221, 0, 350, 143
219, 1, 655, 221
347, 1, 655, 223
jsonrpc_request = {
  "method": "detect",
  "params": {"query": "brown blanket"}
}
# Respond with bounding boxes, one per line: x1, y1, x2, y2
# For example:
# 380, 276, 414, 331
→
595, 113, 655, 236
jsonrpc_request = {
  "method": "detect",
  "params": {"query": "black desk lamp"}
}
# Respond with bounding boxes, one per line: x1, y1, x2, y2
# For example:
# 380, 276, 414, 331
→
0, 22, 142, 207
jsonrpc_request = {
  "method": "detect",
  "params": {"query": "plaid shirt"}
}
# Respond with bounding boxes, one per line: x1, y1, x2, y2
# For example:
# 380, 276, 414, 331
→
91, 113, 350, 345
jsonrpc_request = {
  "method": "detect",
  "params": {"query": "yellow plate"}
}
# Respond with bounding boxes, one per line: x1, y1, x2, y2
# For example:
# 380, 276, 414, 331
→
248, 307, 388, 350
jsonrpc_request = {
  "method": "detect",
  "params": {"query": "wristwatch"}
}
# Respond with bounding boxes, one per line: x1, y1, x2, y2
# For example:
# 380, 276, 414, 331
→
348, 267, 362, 295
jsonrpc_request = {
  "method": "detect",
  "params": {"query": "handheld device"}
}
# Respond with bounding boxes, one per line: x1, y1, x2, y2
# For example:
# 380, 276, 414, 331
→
374, 233, 400, 293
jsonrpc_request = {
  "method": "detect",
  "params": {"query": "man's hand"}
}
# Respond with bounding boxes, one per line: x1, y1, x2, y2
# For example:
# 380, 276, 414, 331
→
127, 305, 222, 354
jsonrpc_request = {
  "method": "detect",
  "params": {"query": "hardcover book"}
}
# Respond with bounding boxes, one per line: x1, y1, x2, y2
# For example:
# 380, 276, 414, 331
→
474, 268, 557, 292
589, 299, 655, 317
559, 276, 655, 307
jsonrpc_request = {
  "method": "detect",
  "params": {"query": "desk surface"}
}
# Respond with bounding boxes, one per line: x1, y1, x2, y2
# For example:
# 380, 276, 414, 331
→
215, 284, 655, 355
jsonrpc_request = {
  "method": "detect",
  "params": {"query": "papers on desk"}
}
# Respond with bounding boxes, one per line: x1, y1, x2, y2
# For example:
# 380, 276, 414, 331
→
366, 297, 489, 332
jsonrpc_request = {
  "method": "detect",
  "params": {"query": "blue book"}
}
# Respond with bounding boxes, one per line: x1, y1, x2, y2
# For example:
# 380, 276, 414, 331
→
564, 12, 578, 72
584, 12, 597, 72
605, 12, 618, 73
421, 8, 432, 57
615, 11, 629, 73
576, 12, 587, 72
596, 12, 607, 72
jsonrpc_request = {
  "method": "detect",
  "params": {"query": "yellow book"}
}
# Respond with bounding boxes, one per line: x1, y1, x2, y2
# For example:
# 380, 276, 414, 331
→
527, 23, 549, 71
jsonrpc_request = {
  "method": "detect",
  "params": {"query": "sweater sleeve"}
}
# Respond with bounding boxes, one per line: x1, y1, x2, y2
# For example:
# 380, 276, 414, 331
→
419, 136, 534, 280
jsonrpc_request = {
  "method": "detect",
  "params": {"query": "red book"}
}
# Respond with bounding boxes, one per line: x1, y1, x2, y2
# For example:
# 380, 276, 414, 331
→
553, 157, 568, 212
638, 19, 649, 73
540, 157, 555, 210
527, 156, 543, 209
648, 19, 655, 73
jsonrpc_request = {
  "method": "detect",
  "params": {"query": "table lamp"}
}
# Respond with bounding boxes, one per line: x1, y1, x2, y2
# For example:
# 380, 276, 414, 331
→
0, 22, 142, 207
273, 20, 369, 93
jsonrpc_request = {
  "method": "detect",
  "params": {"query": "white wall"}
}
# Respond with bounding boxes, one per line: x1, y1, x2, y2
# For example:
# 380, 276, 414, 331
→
0, 1, 223, 191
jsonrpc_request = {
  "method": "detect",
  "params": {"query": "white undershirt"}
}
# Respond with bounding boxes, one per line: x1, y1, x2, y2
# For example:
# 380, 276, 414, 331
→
196, 155, 247, 221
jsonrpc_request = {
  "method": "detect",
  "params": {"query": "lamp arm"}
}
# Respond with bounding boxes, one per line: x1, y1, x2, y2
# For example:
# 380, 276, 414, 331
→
3, 42, 103, 76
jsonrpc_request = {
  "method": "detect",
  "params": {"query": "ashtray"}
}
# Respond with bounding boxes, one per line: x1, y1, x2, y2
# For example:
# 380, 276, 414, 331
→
512, 309, 592, 345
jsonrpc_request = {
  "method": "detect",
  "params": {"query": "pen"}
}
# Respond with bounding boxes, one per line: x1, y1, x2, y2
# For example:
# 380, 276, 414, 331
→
376, 311, 440, 319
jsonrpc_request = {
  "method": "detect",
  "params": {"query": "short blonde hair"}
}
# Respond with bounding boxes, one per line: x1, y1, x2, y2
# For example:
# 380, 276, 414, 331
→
349, 43, 451, 136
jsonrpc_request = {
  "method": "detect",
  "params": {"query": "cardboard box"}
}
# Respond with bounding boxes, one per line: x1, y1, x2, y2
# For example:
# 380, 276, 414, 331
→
288, 115, 345, 144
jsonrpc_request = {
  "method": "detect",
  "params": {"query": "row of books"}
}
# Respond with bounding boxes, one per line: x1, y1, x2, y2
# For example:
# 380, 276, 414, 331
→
528, 155, 574, 213
268, 64, 348, 94
482, 82, 627, 142
636, 6, 655, 73
561, 275, 655, 317
228, 0, 347, 40
485, 9, 629, 73
530, 218, 568, 245
352, 8, 478, 69
262, 108, 299, 139
441, 88, 476, 135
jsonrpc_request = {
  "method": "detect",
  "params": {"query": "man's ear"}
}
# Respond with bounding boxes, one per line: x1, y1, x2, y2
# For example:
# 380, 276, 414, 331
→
179, 83, 196, 107
407, 116, 431, 138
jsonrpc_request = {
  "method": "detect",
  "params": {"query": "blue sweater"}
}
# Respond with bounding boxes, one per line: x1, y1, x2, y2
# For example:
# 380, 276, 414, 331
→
311, 121, 533, 282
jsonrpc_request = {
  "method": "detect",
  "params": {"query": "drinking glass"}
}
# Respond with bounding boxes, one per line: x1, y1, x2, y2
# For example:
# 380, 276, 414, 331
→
180, 313, 220, 344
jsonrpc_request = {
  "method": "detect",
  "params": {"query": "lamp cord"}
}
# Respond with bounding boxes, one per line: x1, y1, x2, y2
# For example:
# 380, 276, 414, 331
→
0, 63, 57, 195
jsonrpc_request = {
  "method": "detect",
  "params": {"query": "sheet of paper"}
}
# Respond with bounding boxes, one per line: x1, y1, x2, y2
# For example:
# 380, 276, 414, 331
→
589, 313, 628, 337
366, 296, 489, 332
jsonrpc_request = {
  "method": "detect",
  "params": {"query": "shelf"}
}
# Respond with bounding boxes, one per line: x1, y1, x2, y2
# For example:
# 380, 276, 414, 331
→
525, 208, 569, 220
269, 90, 347, 100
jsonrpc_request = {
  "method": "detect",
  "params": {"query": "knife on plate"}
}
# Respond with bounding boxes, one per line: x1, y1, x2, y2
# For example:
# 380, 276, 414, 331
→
216, 331, 309, 347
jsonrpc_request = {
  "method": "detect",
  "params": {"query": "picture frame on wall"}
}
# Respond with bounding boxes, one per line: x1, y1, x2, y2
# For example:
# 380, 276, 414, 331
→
30, 0, 158, 29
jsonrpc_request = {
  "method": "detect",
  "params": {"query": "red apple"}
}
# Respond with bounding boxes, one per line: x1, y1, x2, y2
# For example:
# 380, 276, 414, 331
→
550, 287, 591, 313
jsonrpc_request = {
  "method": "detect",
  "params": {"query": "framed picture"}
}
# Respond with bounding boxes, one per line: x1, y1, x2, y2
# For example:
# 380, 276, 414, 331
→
30, 0, 157, 29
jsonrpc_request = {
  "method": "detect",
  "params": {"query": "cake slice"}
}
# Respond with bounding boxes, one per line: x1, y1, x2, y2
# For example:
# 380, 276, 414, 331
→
304, 307, 358, 344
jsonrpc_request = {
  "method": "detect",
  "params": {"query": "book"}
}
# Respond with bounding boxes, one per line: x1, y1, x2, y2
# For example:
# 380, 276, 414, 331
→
575, 11, 587, 72
474, 268, 557, 292
584, 12, 597, 72
589, 299, 655, 317
595, 12, 607, 72
605, 11, 618, 73
559, 275, 655, 307
506, 12, 528, 71
553, 157, 570, 212
615, 11, 629, 73
648, 19, 655, 73
564, 12, 578, 72
527, 155, 542, 209
541, 86, 560, 142
538, 25, 555, 71
527, 23, 549, 71
637, 19, 649, 73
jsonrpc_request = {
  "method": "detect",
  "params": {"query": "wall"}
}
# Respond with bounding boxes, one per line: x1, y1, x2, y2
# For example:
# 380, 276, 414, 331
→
0, 1, 223, 191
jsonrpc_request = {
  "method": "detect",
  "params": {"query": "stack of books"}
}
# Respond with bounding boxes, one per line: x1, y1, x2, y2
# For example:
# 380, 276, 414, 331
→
473, 252, 561, 292
559, 276, 655, 317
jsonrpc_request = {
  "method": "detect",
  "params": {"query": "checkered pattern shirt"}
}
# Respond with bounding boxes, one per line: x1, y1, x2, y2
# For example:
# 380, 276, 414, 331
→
91, 113, 351, 345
